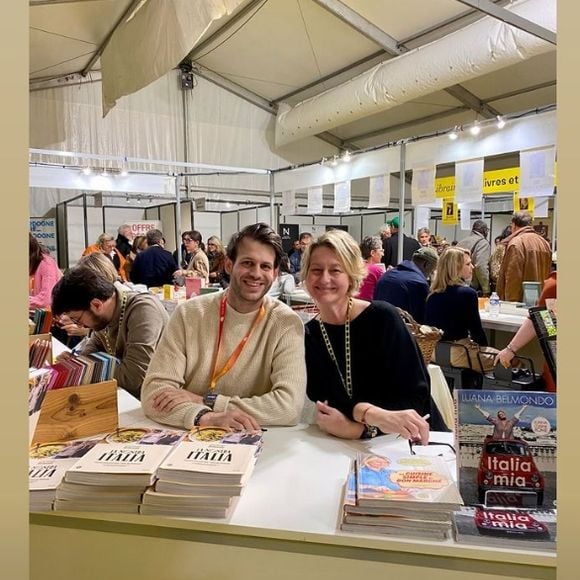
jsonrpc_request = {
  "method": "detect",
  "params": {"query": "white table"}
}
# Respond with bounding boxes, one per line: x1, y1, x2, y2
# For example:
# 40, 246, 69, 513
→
30, 390, 555, 580
479, 310, 526, 333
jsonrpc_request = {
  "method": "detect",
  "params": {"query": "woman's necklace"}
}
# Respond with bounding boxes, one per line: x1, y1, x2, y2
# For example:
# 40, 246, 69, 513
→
318, 297, 353, 398
103, 292, 128, 356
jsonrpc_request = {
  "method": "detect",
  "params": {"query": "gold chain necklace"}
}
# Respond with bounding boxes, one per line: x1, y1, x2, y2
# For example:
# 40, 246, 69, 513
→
103, 292, 128, 356
318, 297, 353, 398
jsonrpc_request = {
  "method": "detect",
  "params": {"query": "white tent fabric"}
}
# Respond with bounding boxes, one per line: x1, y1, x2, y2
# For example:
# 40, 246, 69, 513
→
101, 0, 246, 115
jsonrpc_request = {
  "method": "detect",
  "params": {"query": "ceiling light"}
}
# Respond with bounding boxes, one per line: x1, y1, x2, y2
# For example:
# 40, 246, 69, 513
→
330, 155, 339, 167
82, 167, 92, 176
496, 115, 506, 129
101, 168, 109, 177
448, 127, 458, 140
120, 168, 129, 177
470, 121, 481, 136
341, 150, 352, 163
320, 157, 327, 166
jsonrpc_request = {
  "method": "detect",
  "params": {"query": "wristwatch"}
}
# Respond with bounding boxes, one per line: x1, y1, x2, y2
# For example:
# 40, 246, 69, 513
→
203, 392, 218, 410
193, 408, 212, 426
361, 424, 379, 439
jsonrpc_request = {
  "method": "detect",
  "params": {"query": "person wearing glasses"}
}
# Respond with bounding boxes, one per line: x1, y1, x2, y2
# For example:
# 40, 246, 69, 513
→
174, 230, 209, 283
301, 229, 434, 443
207, 235, 229, 287
51, 266, 169, 399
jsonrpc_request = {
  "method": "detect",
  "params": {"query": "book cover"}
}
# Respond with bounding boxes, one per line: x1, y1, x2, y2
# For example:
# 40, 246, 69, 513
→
452, 506, 556, 551
65, 427, 185, 486
187, 426, 264, 456
454, 390, 556, 509
157, 440, 256, 485
355, 451, 462, 510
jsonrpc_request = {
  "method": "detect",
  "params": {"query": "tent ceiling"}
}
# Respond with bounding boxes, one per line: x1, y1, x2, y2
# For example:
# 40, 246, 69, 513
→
29, 0, 556, 154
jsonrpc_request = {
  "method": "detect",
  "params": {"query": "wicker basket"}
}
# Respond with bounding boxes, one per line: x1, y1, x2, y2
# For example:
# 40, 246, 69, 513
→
397, 308, 443, 365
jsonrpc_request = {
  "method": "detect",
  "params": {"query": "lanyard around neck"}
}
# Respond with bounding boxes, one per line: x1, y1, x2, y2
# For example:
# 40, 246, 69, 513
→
208, 291, 266, 392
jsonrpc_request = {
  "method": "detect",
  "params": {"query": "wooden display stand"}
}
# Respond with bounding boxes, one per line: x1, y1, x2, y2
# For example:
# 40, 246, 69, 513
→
31, 379, 118, 444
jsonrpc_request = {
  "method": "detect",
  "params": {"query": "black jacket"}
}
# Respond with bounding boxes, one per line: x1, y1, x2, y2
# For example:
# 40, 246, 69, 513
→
115, 234, 132, 258
130, 245, 177, 287
382, 232, 420, 268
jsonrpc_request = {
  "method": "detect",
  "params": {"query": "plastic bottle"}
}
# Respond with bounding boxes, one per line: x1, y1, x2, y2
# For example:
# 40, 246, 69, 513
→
488, 291, 500, 317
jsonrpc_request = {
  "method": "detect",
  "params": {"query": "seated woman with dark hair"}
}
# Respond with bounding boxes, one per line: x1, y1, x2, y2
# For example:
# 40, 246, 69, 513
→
425, 247, 496, 372
301, 229, 434, 443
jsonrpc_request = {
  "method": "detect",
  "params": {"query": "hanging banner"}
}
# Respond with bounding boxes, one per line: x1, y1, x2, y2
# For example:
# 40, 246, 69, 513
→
519, 147, 556, 198
411, 166, 436, 205
435, 167, 522, 198
455, 159, 484, 203
307, 186, 323, 214
281, 190, 297, 215
194, 197, 206, 212
333, 181, 351, 214
512, 193, 535, 216
442, 198, 458, 225
30, 217, 58, 257
460, 207, 471, 231
533, 197, 550, 218
368, 175, 390, 208
413, 206, 430, 232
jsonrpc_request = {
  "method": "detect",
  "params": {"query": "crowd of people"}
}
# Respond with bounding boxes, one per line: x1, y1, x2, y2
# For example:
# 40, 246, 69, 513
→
27, 209, 555, 444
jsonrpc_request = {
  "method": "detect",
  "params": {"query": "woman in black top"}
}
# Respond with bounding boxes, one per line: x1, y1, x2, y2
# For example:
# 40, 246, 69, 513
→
302, 229, 431, 442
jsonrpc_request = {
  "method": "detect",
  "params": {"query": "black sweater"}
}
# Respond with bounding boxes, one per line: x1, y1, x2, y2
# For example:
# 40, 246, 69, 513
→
305, 301, 431, 422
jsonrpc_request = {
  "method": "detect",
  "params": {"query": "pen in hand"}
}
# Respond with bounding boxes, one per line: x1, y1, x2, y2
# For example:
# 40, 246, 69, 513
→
397, 413, 430, 440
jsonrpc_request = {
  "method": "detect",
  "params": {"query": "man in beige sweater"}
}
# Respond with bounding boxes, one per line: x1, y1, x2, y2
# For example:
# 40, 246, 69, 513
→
51, 267, 170, 399
141, 223, 307, 430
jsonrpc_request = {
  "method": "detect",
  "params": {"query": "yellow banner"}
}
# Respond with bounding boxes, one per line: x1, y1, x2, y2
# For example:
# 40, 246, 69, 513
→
435, 167, 521, 198
442, 198, 458, 225
513, 192, 535, 217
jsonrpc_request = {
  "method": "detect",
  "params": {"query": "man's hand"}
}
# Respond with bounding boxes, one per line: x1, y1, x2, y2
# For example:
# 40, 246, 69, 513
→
315, 401, 364, 439
198, 409, 260, 431
365, 407, 430, 444
152, 389, 203, 414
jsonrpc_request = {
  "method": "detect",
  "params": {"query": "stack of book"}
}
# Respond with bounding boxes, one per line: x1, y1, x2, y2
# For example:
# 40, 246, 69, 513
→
340, 451, 463, 541
29, 436, 100, 511
29, 338, 52, 368
452, 506, 556, 551
452, 389, 557, 551
54, 427, 185, 513
140, 427, 262, 518
31, 309, 52, 334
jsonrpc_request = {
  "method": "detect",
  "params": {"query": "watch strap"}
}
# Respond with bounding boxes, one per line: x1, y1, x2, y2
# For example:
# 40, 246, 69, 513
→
193, 408, 212, 426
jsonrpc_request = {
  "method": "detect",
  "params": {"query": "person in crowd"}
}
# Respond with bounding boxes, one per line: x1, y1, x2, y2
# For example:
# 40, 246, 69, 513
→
382, 216, 421, 268
457, 220, 491, 296
51, 266, 169, 399
302, 229, 433, 443
288, 239, 301, 259
374, 246, 438, 323
141, 223, 307, 430
378, 224, 391, 244
82, 233, 127, 281
417, 227, 431, 247
29, 233, 62, 310
495, 259, 557, 391
122, 235, 147, 281
473, 404, 527, 440
130, 229, 177, 288
356, 235, 385, 301
174, 230, 209, 282
289, 232, 313, 281
425, 247, 496, 372
268, 255, 296, 300
489, 226, 512, 292
207, 235, 229, 287
173, 232, 193, 269
115, 224, 133, 258
497, 212, 552, 302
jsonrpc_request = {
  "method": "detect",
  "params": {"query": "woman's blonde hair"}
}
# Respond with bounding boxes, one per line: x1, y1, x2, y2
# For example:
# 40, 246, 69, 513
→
207, 235, 225, 254
430, 247, 469, 294
300, 229, 366, 295
77, 252, 119, 283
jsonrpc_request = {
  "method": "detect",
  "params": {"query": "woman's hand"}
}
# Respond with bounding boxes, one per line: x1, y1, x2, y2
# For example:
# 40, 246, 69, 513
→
494, 348, 515, 368
365, 407, 429, 444
151, 389, 203, 414
315, 401, 365, 439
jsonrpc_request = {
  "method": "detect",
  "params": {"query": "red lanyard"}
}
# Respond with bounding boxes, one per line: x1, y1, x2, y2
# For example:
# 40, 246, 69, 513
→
208, 291, 266, 391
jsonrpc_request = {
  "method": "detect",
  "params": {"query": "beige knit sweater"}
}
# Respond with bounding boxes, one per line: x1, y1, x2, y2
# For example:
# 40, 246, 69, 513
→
141, 292, 306, 429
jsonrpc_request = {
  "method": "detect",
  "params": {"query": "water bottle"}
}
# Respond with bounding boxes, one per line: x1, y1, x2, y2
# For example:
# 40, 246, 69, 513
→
489, 292, 500, 318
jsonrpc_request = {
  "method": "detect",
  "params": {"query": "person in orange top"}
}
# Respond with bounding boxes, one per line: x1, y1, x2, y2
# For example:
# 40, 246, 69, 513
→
82, 233, 127, 281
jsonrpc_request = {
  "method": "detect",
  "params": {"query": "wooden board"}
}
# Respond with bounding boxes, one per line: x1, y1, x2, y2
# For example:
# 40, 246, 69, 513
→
32, 380, 118, 444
